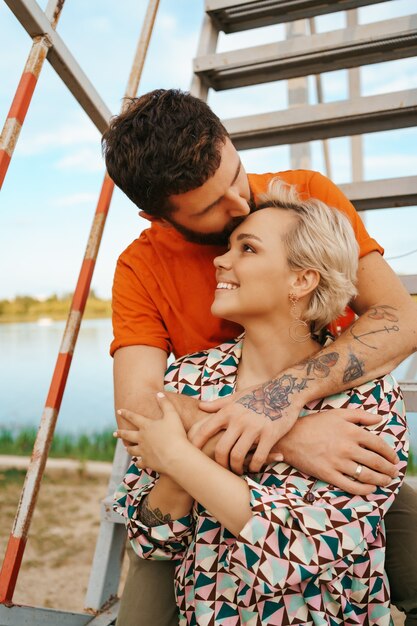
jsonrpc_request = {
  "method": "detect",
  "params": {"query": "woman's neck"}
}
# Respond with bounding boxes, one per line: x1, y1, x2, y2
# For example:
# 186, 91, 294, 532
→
236, 319, 321, 391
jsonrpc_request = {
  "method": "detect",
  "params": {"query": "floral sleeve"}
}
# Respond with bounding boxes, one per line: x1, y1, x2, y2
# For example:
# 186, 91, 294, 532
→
114, 462, 194, 561
227, 374, 408, 596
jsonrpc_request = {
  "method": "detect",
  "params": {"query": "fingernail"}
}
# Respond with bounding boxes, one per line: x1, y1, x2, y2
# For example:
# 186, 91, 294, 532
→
117, 409, 122, 415
157, 392, 165, 398
271, 454, 284, 462
113, 431, 118, 438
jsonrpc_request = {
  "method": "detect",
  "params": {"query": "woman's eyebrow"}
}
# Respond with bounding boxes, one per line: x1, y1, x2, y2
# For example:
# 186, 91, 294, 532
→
236, 233, 262, 242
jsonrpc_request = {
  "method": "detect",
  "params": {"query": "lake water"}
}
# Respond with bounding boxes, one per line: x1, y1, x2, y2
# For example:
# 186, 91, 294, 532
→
1, 318, 416, 452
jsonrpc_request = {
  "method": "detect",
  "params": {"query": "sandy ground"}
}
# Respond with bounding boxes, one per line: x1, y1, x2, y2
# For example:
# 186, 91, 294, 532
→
0, 456, 408, 624
0, 457, 128, 613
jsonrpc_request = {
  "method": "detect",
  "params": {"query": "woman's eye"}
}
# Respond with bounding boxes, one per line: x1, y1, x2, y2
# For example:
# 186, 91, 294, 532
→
242, 243, 255, 253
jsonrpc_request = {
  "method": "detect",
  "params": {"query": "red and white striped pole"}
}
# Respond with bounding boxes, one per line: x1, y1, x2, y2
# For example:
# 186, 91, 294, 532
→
0, 0, 65, 191
0, 0, 160, 604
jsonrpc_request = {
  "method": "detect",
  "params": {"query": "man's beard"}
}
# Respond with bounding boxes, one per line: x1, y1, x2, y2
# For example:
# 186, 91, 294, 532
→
166, 190, 257, 246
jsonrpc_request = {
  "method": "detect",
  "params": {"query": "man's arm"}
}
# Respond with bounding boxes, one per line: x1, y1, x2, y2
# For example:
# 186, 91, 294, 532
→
196, 252, 415, 473
114, 345, 205, 435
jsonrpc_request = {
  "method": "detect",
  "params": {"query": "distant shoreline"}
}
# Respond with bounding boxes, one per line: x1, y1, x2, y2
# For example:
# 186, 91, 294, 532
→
0, 293, 111, 324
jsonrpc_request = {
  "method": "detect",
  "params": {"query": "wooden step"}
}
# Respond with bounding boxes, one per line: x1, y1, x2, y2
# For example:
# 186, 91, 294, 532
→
194, 15, 417, 90
340, 177, 417, 211
225, 89, 417, 149
206, 0, 392, 33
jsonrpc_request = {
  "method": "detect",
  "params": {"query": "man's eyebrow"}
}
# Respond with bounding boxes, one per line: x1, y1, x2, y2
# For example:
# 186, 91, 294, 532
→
194, 159, 242, 217
236, 233, 262, 243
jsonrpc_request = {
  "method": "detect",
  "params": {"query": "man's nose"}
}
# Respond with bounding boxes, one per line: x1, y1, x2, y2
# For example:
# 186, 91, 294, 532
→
225, 189, 250, 217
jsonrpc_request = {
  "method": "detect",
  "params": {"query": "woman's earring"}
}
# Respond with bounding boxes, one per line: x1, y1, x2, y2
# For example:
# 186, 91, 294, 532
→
288, 292, 311, 343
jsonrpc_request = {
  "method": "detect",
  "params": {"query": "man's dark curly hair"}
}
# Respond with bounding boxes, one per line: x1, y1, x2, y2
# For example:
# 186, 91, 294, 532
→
102, 89, 228, 217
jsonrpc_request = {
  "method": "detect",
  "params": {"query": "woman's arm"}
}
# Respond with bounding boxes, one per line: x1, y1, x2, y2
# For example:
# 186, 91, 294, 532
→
114, 463, 195, 561
138, 475, 194, 527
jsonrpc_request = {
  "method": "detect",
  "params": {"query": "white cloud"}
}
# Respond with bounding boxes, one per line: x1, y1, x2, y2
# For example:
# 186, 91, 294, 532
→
359, 0, 416, 23
52, 192, 98, 208
87, 16, 112, 34
158, 13, 178, 33
18, 117, 101, 156
364, 153, 417, 179
55, 147, 103, 172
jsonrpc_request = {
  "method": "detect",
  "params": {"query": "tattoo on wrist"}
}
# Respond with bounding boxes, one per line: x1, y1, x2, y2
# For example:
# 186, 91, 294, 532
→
138, 494, 172, 527
293, 351, 339, 378
343, 352, 365, 383
350, 304, 399, 350
237, 374, 310, 421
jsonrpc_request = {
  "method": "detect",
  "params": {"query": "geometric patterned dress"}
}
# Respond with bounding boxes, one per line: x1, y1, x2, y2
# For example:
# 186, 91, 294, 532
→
114, 337, 409, 626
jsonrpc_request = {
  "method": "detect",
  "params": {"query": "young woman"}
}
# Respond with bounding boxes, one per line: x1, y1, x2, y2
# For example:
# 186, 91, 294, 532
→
114, 179, 408, 626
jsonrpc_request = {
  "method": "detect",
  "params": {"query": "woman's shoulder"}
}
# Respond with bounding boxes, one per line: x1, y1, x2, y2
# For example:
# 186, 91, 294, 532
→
164, 336, 243, 393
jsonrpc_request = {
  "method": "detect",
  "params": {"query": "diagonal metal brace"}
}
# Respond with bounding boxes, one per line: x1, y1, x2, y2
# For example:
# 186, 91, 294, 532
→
4, 0, 112, 133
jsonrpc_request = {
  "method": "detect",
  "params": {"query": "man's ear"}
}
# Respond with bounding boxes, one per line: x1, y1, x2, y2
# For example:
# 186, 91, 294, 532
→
291, 269, 320, 299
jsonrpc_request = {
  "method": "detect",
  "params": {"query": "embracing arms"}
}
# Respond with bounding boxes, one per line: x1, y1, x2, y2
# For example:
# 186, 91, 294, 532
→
193, 251, 416, 476
115, 385, 408, 593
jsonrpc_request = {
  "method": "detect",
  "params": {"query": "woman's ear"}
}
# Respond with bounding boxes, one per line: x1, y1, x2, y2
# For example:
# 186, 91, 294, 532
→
291, 269, 320, 299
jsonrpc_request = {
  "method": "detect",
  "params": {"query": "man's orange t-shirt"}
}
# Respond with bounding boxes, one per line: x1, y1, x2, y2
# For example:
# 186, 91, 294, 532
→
110, 170, 383, 359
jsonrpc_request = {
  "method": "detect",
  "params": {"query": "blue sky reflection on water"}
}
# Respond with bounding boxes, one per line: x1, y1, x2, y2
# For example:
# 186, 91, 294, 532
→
1, 320, 416, 457
0, 319, 115, 434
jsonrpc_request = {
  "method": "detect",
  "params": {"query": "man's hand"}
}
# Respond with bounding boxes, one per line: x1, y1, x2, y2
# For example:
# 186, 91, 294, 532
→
276, 409, 399, 495
188, 416, 283, 470
195, 391, 400, 492
196, 385, 303, 473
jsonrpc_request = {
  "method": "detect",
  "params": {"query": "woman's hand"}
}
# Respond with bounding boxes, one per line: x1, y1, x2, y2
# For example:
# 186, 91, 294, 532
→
114, 393, 191, 475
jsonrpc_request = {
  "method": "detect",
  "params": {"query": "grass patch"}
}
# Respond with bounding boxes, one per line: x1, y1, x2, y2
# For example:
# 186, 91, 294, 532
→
0, 427, 116, 462
0, 468, 27, 487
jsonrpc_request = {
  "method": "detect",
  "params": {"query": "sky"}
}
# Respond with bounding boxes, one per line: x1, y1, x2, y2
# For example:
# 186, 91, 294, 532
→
0, 0, 416, 300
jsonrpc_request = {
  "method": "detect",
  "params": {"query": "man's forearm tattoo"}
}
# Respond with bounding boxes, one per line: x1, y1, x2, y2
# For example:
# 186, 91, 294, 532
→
138, 494, 172, 527
343, 352, 365, 383
367, 305, 399, 322
293, 352, 339, 378
237, 374, 310, 421
350, 305, 399, 350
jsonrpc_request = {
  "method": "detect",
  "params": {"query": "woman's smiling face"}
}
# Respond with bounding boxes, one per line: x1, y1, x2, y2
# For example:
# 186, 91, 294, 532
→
211, 208, 299, 324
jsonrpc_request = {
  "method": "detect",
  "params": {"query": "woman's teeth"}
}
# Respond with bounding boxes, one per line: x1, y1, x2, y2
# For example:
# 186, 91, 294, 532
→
217, 282, 238, 290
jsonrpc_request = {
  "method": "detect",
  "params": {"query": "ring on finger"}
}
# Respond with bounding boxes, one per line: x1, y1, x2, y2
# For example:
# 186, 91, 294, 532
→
351, 463, 363, 481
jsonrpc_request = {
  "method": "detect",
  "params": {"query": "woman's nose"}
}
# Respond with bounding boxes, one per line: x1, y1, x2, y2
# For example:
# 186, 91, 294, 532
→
214, 251, 232, 269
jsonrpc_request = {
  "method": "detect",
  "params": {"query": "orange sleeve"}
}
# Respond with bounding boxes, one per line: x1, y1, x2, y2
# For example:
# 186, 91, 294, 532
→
307, 171, 384, 258
110, 255, 172, 357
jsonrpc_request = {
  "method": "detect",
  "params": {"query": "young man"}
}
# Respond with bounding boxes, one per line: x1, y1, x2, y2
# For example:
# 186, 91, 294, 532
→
103, 89, 417, 626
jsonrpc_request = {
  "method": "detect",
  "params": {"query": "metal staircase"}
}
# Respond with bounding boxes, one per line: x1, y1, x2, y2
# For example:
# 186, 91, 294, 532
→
191, 0, 417, 214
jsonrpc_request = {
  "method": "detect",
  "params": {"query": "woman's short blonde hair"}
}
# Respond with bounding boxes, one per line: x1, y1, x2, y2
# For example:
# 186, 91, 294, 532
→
258, 178, 359, 333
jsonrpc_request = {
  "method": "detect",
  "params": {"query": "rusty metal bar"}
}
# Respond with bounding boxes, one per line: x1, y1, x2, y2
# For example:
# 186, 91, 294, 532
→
0, 0, 160, 606
3, 0, 112, 134
0, 0, 65, 190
